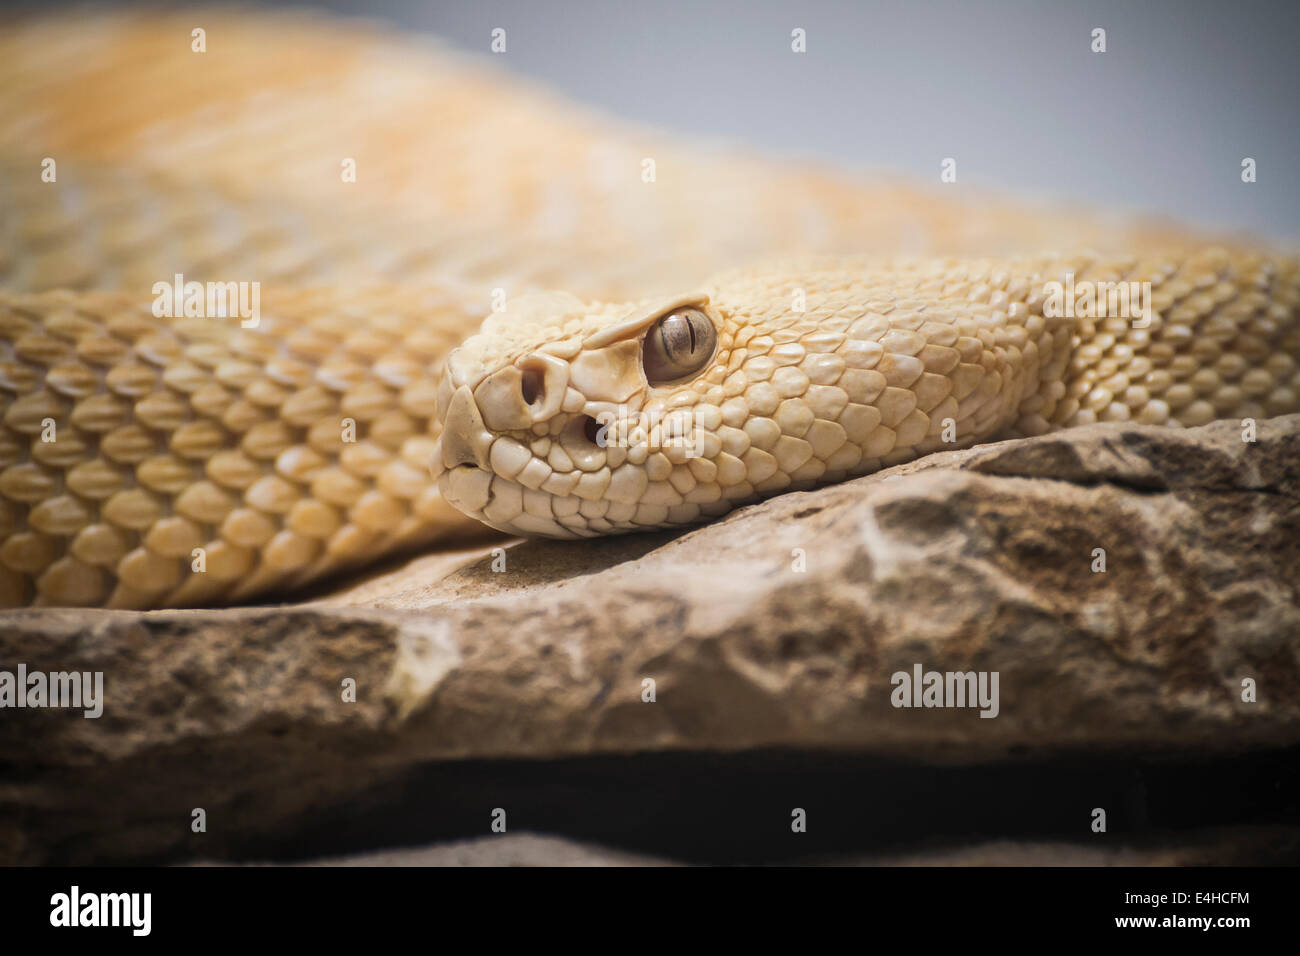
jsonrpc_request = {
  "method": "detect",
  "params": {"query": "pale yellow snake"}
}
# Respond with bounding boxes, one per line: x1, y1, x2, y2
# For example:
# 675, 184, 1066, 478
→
1, 9, 1296, 607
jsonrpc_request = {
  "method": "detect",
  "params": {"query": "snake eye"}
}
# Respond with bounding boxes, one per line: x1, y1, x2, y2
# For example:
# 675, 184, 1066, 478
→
642, 307, 716, 384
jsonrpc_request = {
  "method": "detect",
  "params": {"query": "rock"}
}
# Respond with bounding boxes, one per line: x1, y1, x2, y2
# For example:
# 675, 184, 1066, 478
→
3, 414, 1298, 864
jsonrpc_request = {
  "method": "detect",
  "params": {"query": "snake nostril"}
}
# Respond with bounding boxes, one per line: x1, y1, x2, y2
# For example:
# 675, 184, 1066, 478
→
521, 367, 544, 406
582, 415, 603, 446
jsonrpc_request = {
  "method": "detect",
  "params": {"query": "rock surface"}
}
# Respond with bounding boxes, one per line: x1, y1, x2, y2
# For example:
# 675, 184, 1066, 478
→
3, 414, 1299, 864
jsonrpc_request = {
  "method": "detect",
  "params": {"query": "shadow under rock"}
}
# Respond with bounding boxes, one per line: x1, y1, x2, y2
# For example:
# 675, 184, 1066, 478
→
444, 526, 691, 591
223, 746, 1300, 866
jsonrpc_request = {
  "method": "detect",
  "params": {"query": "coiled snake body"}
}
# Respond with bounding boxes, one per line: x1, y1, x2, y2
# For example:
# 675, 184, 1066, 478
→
1, 10, 1297, 608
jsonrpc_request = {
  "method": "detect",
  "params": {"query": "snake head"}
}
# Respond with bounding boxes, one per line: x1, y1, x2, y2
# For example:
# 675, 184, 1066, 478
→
431, 261, 1028, 538
430, 289, 734, 537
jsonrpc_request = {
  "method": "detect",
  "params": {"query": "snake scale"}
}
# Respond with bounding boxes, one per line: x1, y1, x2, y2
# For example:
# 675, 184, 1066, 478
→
1, 9, 1297, 608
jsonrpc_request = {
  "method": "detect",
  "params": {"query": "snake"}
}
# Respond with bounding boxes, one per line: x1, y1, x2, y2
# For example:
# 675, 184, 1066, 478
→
1, 9, 1297, 608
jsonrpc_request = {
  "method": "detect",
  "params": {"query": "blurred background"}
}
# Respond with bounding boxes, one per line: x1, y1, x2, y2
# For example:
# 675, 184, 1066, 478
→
4, 0, 1294, 239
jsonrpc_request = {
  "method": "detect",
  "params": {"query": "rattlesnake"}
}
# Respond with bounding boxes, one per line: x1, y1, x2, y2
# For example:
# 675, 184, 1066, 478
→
1, 9, 1296, 607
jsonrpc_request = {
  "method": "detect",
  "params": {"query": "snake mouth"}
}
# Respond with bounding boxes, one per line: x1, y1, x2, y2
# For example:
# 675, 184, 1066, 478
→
439, 465, 592, 539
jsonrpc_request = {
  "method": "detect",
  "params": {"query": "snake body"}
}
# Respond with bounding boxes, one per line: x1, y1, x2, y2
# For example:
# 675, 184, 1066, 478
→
1, 10, 1297, 607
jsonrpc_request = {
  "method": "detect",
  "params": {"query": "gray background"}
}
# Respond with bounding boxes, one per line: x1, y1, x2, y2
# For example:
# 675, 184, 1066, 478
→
7, 0, 1299, 239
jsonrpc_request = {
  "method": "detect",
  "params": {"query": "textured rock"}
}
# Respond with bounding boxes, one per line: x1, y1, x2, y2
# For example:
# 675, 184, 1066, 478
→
2, 414, 1299, 863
